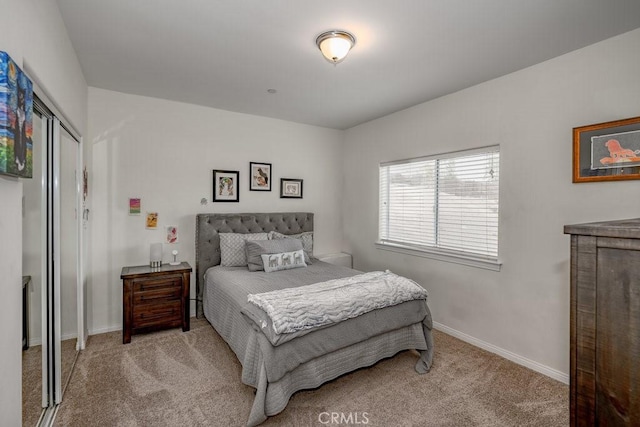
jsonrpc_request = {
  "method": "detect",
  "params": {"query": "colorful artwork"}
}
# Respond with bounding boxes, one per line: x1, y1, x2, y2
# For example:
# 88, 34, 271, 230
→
129, 198, 141, 215
166, 225, 178, 243
0, 51, 33, 178
146, 212, 158, 229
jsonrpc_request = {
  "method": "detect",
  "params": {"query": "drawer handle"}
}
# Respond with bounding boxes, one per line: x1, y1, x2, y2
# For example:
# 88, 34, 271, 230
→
138, 308, 179, 319
140, 295, 160, 301
139, 292, 179, 302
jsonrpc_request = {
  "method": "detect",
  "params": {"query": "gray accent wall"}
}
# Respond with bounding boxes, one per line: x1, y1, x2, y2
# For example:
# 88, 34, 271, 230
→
342, 28, 640, 382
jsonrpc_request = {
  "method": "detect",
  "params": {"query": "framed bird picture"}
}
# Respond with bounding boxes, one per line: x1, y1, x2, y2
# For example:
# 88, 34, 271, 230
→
250, 162, 272, 191
573, 116, 640, 183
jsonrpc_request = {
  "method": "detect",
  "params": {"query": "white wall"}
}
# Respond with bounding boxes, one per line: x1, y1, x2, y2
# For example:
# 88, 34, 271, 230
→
87, 87, 345, 334
0, 0, 87, 423
343, 28, 640, 381
0, 176, 23, 424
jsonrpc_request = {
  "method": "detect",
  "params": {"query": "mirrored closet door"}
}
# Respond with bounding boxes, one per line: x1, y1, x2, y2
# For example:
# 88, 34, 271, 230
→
22, 102, 47, 427
22, 92, 83, 426
53, 120, 80, 401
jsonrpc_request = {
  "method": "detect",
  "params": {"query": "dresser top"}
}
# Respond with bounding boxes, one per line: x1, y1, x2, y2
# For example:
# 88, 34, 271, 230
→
121, 262, 192, 278
564, 218, 640, 239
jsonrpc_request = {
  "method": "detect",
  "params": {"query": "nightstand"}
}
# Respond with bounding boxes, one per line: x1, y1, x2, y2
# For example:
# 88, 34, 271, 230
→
316, 252, 353, 268
121, 262, 192, 344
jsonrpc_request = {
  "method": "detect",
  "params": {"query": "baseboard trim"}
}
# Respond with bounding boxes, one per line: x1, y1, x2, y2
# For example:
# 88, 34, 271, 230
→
433, 321, 569, 385
88, 325, 122, 336
61, 332, 77, 341
88, 315, 199, 338
27, 331, 76, 348
28, 337, 42, 347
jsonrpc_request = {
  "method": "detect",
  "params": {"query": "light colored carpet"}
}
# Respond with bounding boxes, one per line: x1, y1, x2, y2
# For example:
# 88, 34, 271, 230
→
22, 345, 43, 427
23, 339, 78, 427
54, 318, 568, 426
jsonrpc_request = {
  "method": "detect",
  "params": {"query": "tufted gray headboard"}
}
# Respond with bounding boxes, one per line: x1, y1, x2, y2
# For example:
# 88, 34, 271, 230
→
195, 212, 314, 317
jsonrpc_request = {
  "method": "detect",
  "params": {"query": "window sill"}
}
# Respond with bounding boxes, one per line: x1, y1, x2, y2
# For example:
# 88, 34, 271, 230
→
375, 242, 501, 271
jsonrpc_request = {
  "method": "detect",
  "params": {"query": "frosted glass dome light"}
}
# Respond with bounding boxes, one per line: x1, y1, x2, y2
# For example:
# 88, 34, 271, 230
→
316, 30, 356, 64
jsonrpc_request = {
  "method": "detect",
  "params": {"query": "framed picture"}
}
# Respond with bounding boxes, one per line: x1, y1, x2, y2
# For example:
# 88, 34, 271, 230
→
573, 116, 640, 183
213, 169, 239, 202
250, 162, 271, 191
280, 178, 303, 199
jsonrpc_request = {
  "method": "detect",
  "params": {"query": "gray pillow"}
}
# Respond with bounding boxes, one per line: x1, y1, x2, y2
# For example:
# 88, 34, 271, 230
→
220, 232, 269, 267
269, 231, 313, 264
245, 238, 304, 272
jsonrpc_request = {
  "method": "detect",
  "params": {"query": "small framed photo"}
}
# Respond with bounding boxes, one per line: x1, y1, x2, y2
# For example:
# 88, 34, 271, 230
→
280, 178, 303, 199
250, 162, 272, 191
213, 169, 239, 202
573, 116, 640, 183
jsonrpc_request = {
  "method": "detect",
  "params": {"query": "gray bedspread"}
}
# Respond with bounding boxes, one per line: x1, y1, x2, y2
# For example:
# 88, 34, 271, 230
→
204, 260, 434, 426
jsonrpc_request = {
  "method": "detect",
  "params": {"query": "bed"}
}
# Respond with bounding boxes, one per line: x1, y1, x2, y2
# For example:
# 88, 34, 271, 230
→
195, 212, 434, 426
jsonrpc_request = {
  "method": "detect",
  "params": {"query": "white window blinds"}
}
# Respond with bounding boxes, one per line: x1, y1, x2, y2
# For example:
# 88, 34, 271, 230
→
379, 146, 500, 261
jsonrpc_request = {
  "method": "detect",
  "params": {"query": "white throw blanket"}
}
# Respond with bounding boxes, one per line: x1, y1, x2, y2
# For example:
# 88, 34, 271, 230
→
247, 270, 428, 335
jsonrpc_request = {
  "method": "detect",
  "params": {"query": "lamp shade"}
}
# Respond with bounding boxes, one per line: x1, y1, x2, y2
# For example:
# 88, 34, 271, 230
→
150, 243, 162, 268
316, 31, 356, 64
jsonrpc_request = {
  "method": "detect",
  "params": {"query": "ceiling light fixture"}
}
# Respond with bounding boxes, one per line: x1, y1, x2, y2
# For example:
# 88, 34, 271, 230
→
315, 30, 356, 64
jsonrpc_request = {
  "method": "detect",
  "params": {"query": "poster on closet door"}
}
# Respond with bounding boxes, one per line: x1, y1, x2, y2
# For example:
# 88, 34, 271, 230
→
0, 51, 33, 178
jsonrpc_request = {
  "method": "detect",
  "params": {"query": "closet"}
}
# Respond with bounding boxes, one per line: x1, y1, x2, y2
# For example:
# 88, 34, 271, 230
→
22, 87, 84, 426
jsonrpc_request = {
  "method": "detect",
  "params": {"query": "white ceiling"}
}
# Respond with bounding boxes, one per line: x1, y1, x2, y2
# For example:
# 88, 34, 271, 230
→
56, 0, 640, 130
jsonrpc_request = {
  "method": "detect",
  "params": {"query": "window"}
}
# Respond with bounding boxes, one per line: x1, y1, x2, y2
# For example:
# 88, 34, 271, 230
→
378, 146, 500, 270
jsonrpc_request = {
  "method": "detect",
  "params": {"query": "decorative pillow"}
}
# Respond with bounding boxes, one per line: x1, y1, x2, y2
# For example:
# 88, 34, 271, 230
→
245, 239, 304, 272
269, 231, 313, 264
261, 249, 307, 273
219, 232, 268, 267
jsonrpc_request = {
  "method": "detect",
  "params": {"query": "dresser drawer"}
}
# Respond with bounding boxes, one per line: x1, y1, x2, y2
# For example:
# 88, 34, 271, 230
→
133, 284, 181, 305
133, 275, 182, 293
133, 300, 182, 328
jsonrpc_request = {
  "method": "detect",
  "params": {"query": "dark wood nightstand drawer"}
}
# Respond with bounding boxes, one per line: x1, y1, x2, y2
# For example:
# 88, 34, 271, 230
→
133, 284, 182, 305
133, 276, 181, 293
133, 300, 182, 328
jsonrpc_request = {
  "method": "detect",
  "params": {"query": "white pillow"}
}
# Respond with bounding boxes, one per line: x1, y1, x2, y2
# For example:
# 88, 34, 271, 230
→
245, 239, 304, 272
269, 231, 313, 263
219, 232, 268, 267
261, 249, 307, 273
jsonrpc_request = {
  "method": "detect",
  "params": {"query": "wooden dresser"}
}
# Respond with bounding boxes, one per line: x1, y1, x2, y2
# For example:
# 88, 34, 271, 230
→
564, 219, 640, 426
121, 262, 192, 344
